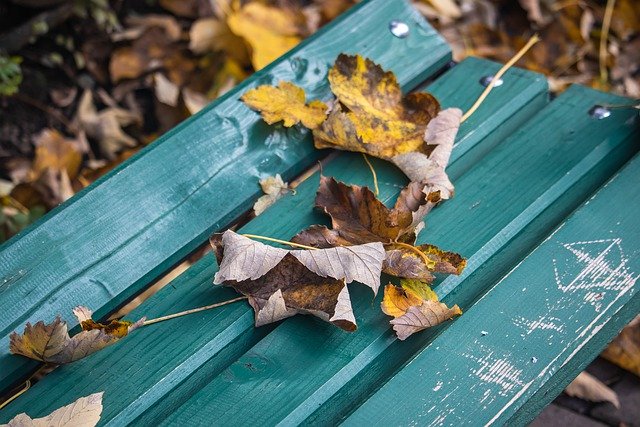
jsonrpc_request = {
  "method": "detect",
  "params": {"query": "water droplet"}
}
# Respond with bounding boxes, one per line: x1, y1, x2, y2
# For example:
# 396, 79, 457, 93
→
479, 75, 504, 87
589, 105, 611, 119
389, 20, 410, 38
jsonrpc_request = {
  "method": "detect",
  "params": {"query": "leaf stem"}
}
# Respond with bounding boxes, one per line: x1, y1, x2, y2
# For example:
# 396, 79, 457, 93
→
242, 234, 318, 250
142, 297, 247, 326
362, 154, 380, 196
385, 241, 432, 269
599, 0, 616, 84
461, 34, 540, 123
0, 380, 30, 410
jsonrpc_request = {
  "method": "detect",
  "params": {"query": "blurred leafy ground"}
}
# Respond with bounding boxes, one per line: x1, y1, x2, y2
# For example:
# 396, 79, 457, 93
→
0, 0, 638, 242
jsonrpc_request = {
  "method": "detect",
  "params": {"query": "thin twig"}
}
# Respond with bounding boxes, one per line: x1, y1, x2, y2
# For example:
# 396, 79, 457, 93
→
0, 380, 30, 410
143, 297, 247, 326
362, 154, 379, 196
599, 0, 616, 84
461, 34, 540, 123
242, 234, 318, 250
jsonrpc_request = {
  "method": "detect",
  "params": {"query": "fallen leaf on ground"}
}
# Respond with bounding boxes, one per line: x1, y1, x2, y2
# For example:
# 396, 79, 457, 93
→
292, 176, 465, 281
189, 17, 249, 65
602, 315, 640, 376
154, 72, 180, 107
382, 280, 461, 340
253, 174, 291, 216
10, 307, 144, 364
565, 371, 621, 408
210, 230, 385, 330
227, 2, 302, 70
76, 90, 141, 159
3, 392, 103, 427
242, 81, 328, 128
312, 54, 440, 159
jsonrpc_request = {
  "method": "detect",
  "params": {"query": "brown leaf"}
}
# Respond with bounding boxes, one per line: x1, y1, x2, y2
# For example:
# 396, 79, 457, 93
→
312, 54, 440, 159
4, 392, 103, 427
242, 81, 328, 129
189, 18, 249, 65
9, 307, 144, 364
390, 300, 461, 340
565, 372, 621, 408
210, 230, 386, 330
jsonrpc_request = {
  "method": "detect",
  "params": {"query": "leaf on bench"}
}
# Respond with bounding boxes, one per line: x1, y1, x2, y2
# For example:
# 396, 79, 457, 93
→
313, 54, 440, 159
382, 281, 461, 340
210, 230, 385, 331
242, 81, 328, 129
9, 307, 144, 364
3, 392, 103, 427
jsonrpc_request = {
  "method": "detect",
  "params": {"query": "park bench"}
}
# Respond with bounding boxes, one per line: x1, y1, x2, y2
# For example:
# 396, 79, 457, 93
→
1, 0, 638, 425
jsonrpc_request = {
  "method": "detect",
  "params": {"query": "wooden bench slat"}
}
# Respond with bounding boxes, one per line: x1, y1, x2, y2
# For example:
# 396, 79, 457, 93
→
160, 87, 640, 427
345, 149, 640, 427
0, 57, 547, 426
0, 0, 452, 389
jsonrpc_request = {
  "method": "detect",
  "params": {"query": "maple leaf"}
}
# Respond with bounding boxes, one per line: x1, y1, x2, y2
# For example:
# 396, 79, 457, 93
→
210, 230, 385, 331
227, 3, 303, 70
312, 54, 440, 159
10, 307, 144, 364
3, 392, 103, 427
292, 176, 465, 281
382, 281, 461, 340
242, 82, 328, 129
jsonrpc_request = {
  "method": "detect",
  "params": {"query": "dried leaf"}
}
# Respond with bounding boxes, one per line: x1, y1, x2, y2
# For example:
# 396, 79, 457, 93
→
602, 315, 640, 376
227, 3, 302, 70
9, 307, 144, 364
565, 372, 621, 408
76, 90, 140, 159
242, 81, 328, 128
154, 73, 180, 107
390, 300, 461, 340
3, 392, 103, 427
189, 18, 249, 65
313, 54, 440, 159
210, 230, 385, 330
253, 174, 290, 216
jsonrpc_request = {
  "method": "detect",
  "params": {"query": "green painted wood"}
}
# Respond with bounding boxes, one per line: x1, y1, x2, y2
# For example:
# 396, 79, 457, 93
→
0, 58, 547, 426
345, 151, 640, 427
161, 87, 639, 427
0, 0, 452, 390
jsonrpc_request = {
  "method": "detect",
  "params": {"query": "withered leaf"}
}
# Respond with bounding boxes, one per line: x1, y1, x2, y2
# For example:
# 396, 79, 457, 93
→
382, 282, 461, 340
210, 230, 385, 330
253, 174, 291, 216
242, 81, 328, 129
602, 315, 640, 376
4, 392, 103, 427
292, 176, 465, 282
565, 372, 621, 408
312, 54, 440, 159
10, 307, 144, 364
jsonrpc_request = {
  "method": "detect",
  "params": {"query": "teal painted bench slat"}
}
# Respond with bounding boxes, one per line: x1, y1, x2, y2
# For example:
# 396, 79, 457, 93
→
345, 150, 640, 427
0, 0, 452, 390
161, 86, 640, 427
0, 57, 548, 426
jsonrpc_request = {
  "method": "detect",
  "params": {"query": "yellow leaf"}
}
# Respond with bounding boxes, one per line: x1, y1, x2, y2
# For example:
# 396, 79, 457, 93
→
313, 54, 440, 159
400, 279, 439, 302
381, 284, 423, 318
242, 81, 328, 128
227, 3, 301, 70
29, 129, 82, 181
602, 315, 640, 376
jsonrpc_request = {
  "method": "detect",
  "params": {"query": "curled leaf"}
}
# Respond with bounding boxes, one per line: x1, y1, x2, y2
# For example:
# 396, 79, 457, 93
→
565, 372, 621, 408
253, 174, 291, 216
312, 54, 440, 159
210, 230, 385, 330
9, 307, 144, 364
242, 81, 328, 128
4, 392, 103, 427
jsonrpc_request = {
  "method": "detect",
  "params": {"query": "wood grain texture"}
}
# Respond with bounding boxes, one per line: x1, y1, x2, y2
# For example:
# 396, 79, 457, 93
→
163, 87, 639, 427
0, 0, 452, 390
0, 58, 546, 426
345, 151, 640, 427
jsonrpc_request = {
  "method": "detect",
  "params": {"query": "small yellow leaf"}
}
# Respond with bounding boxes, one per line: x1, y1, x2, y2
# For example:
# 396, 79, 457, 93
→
400, 279, 439, 302
381, 284, 423, 318
313, 54, 440, 159
227, 3, 301, 70
242, 81, 328, 128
